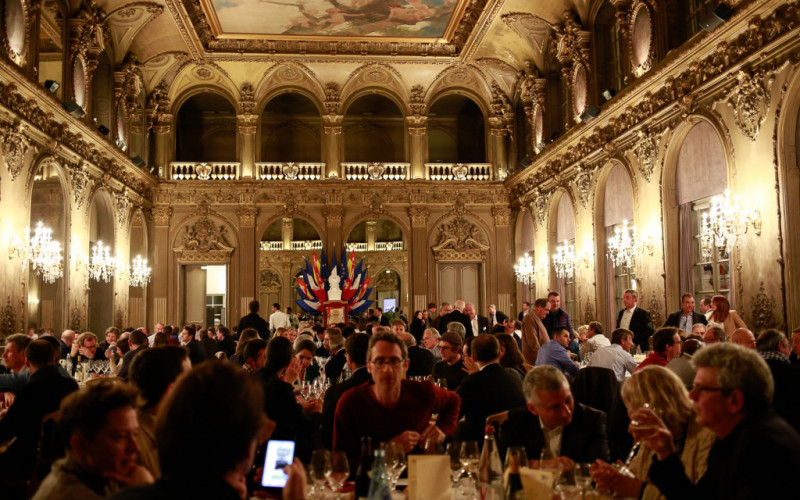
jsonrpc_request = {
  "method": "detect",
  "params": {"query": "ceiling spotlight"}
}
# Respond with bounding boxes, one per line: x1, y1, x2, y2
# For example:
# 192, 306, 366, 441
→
699, 4, 733, 32
44, 80, 60, 93
601, 88, 617, 102
63, 101, 85, 119
536, 142, 546, 151
97, 125, 109, 135
580, 105, 601, 123
550, 132, 561, 143
131, 156, 146, 168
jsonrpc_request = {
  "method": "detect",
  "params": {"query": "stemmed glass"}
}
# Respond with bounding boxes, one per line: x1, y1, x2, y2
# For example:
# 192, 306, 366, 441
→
446, 442, 464, 489
617, 403, 657, 477
308, 449, 330, 498
385, 442, 407, 492
459, 441, 480, 486
326, 451, 349, 497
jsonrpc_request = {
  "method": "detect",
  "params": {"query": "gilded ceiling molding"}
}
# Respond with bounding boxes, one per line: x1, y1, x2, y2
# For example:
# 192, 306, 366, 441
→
340, 63, 409, 113
173, 216, 235, 263
104, 2, 165, 64
476, 58, 518, 75
424, 63, 492, 115
0, 120, 32, 181
510, 1, 800, 201
726, 66, 777, 142
501, 12, 554, 59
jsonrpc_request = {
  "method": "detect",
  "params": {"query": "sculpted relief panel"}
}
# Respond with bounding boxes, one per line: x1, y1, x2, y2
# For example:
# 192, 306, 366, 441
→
173, 217, 234, 262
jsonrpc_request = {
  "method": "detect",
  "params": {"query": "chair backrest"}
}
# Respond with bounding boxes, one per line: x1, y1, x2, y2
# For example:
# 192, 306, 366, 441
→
570, 366, 620, 417
28, 410, 63, 496
485, 410, 509, 439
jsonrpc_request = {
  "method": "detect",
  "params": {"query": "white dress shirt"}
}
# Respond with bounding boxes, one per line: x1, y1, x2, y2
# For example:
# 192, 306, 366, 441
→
269, 310, 291, 331
619, 305, 636, 331
539, 418, 564, 459
588, 344, 639, 382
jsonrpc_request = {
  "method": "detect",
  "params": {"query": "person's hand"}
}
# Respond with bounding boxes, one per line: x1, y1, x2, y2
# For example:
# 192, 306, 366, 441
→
70, 343, 80, 357
103, 464, 154, 488
105, 349, 115, 360
391, 430, 421, 453
591, 460, 643, 497
282, 459, 308, 500
79, 346, 95, 359
629, 407, 674, 460
419, 423, 445, 444
302, 398, 322, 414
3, 392, 16, 408
281, 358, 303, 385
462, 356, 479, 374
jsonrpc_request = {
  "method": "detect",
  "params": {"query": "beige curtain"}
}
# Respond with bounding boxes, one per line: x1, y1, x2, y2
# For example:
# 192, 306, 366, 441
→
679, 203, 694, 296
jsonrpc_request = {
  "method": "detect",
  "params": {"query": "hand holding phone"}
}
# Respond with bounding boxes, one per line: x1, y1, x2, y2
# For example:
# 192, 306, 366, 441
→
260, 440, 296, 488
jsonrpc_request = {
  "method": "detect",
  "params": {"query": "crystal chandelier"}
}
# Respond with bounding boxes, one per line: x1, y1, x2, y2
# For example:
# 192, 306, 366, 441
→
552, 242, 576, 279
87, 241, 116, 283
514, 253, 536, 286
607, 219, 653, 270
127, 254, 152, 288
8, 221, 64, 283
700, 189, 762, 261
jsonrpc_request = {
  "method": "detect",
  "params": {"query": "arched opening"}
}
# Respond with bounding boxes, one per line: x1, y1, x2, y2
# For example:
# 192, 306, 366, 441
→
343, 94, 404, 162
26, 162, 67, 332
593, 1, 623, 101
514, 209, 537, 302
175, 93, 237, 161
91, 51, 113, 137
88, 191, 116, 333
128, 211, 149, 328
428, 95, 486, 163
674, 121, 729, 306
545, 60, 565, 141
513, 98, 531, 167
346, 218, 405, 252
551, 193, 577, 320
261, 217, 322, 251
374, 269, 401, 312
36, 1, 65, 99
260, 93, 322, 162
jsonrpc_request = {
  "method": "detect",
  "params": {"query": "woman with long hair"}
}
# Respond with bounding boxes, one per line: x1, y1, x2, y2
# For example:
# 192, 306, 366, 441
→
409, 310, 426, 343
591, 366, 715, 499
495, 333, 528, 383
707, 295, 746, 339
231, 328, 260, 365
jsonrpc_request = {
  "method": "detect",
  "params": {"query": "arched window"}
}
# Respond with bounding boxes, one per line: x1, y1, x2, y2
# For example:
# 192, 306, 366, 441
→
36, 1, 65, 99
343, 95, 404, 162
553, 194, 577, 320
175, 93, 237, 162
346, 219, 405, 252
88, 191, 116, 333
428, 95, 486, 163
515, 210, 537, 301
545, 61, 565, 141
676, 121, 728, 303
260, 93, 321, 162
601, 164, 635, 321
593, 1, 623, 98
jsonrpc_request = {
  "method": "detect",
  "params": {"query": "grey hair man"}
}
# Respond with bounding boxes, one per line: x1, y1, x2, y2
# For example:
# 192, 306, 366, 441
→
639, 343, 800, 498
500, 365, 610, 470
703, 325, 726, 345
421, 328, 441, 361
60, 330, 75, 359
588, 328, 638, 382
580, 321, 609, 361
755, 329, 800, 432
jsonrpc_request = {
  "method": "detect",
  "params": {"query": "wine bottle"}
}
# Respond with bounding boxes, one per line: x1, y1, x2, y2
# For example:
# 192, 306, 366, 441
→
355, 436, 373, 499
478, 426, 503, 500
367, 446, 392, 500
504, 451, 524, 500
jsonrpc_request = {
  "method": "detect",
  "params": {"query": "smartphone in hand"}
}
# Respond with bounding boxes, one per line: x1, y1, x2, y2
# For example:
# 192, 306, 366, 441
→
260, 440, 296, 488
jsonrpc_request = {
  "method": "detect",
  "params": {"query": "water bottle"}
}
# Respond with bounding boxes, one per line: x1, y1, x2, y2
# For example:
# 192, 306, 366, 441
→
478, 426, 503, 500
355, 436, 373, 499
367, 446, 392, 500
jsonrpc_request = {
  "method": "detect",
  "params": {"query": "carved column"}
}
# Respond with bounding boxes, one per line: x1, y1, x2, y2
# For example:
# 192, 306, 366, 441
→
366, 220, 377, 251
150, 207, 172, 324
323, 115, 343, 178
408, 206, 430, 309
406, 116, 428, 179
323, 205, 344, 258
237, 206, 259, 310
489, 118, 509, 179
152, 117, 172, 178
492, 205, 514, 310
238, 115, 257, 179
281, 218, 293, 249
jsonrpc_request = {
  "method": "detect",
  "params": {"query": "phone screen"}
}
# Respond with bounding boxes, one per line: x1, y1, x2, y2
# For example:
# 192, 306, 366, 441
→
260, 440, 296, 488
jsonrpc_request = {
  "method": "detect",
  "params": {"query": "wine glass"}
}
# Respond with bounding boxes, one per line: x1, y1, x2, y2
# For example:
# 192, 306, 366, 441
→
309, 449, 330, 498
437, 378, 448, 389
574, 462, 593, 491
326, 451, 349, 496
385, 441, 407, 492
460, 441, 480, 485
446, 442, 464, 486
617, 403, 658, 477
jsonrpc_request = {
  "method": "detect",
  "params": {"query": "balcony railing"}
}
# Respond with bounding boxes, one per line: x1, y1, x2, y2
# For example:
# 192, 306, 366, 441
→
426, 163, 493, 181
170, 162, 240, 180
260, 240, 324, 251
345, 241, 405, 252
342, 162, 409, 180
257, 162, 325, 180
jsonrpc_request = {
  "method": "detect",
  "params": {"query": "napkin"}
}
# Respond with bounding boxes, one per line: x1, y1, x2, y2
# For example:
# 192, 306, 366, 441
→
408, 455, 451, 500
517, 466, 554, 499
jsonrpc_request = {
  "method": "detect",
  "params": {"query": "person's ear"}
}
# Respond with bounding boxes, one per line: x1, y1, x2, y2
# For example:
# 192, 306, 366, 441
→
728, 389, 745, 414
526, 402, 539, 416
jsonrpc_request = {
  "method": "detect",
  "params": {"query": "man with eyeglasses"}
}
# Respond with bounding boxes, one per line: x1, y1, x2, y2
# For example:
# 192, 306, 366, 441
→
633, 343, 800, 499
431, 332, 466, 390
333, 332, 460, 468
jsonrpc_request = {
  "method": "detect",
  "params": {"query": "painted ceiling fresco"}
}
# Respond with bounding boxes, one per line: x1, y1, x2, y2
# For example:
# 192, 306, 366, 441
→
209, 0, 459, 38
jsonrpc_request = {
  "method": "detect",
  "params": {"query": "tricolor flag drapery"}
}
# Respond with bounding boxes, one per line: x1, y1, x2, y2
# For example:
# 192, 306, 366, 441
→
295, 249, 373, 317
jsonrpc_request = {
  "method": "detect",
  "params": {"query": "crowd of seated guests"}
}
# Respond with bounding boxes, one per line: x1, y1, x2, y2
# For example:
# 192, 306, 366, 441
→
2, 295, 800, 500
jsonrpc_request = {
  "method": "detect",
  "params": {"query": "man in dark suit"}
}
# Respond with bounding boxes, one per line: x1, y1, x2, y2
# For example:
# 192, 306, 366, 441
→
664, 294, 708, 332
401, 333, 435, 377
455, 334, 526, 444
755, 329, 800, 433
323, 327, 347, 383
236, 300, 270, 340
518, 301, 531, 322
117, 329, 149, 380
500, 365, 610, 466
488, 305, 508, 328
181, 325, 209, 366
439, 300, 474, 339
465, 303, 490, 336
0, 340, 79, 489
322, 334, 371, 448
616, 289, 654, 351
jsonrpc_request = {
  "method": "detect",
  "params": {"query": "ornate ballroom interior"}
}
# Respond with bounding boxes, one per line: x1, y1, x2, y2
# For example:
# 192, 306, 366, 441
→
1, 0, 799, 337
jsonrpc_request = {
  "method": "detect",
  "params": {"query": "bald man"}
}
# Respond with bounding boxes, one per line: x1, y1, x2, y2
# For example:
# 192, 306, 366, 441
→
731, 328, 756, 349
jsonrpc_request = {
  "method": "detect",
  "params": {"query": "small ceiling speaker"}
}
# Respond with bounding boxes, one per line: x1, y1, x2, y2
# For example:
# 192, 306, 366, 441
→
601, 88, 617, 102
44, 80, 60, 93
63, 101, 85, 119
131, 156, 146, 167
97, 125, 109, 135
580, 105, 601, 123
699, 4, 733, 32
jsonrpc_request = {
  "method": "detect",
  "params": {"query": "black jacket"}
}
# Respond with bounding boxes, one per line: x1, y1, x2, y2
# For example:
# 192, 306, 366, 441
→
500, 403, 611, 463
616, 307, 655, 349
325, 349, 347, 383
663, 310, 708, 329
117, 345, 148, 380
440, 310, 474, 339
406, 345, 435, 377
259, 370, 322, 463
185, 339, 209, 366
489, 310, 509, 327
321, 366, 371, 449
236, 312, 270, 340
455, 363, 526, 444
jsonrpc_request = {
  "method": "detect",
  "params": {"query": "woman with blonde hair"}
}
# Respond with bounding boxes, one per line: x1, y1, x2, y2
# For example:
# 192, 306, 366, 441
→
591, 366, 715, 499
707, 295, 746, 339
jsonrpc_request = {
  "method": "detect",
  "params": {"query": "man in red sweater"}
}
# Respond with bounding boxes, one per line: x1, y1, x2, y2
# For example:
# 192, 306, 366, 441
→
636, 327, 682, 371
333, 331, 460, 467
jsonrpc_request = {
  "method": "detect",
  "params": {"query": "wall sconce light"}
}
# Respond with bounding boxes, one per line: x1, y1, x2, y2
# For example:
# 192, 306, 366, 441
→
44, 80, 60, 93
